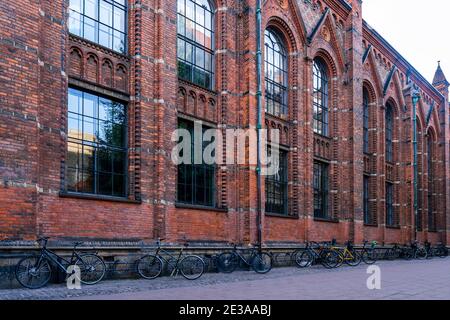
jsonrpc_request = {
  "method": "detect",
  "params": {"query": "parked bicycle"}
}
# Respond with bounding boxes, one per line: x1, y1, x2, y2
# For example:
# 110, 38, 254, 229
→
294, 241, 341, 269
402, 241, 427, 260
137, 238, 205, 280
384, 243, 402, 261
217, 244, 272, 274
15, 237, 106, 289
434, 243, 449, 258
331, 241, 361, 267
425, 241, 447, 259
359, 240, 378, 265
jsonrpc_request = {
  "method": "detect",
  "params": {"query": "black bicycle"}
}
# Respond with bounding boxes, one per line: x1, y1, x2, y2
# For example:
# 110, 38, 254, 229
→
137, 238, 205, 280
217, 244, 272, 274
294, 241, 340, 269
359, 240, 378, 265
15, 237, 106, 289
384, 243, 402, 260
405, 241, 428, 260
425, 241, 448, 259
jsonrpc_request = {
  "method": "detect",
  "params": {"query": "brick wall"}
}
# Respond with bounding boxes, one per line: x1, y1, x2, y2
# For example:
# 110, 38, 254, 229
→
0, 0, 449, 247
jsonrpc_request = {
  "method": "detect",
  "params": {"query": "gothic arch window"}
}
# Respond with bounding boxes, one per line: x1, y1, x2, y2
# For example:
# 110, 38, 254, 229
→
385, 102, 394, 163
363, 88, 370, 154
427, 132, 436, 231
177, 0, 215, 90
264, 28, 288, 118
313, 58, 329, 136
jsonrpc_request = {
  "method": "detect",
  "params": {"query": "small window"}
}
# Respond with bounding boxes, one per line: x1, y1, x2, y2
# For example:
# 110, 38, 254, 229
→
264, 29, 288, 118
313, 161, 329, 219
177, 118, 216, 207
386, 182, 394, 226
313, 58, 329, 136
265, 149, 288, 215
67, 88, 128, 197
177, 0, 215, 90
69, 0, 127, 54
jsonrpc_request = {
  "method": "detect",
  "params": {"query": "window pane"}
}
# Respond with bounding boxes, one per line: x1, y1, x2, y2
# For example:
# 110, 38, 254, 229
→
113, 7, 126, 32
99, 24, 113, 48
66, 88, 127, 197
69, 11, 82, 36
69, 0, 127, 53
85, 0, 98, 19
177, 0, 214, 90
83, 17, 98, 43
264, 29, 288, 117
176, 119, 215, 206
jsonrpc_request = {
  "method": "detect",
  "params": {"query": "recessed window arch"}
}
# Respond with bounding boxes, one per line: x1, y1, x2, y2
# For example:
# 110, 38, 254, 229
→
385, 102, 395, 163
313, 57, 329, 136
264, 28, 288, 118
177, 0, 215, 90
427, 130, 436, 231
363, 88, 370, 154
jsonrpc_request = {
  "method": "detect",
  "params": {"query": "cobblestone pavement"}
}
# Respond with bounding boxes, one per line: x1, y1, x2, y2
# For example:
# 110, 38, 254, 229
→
1, 259, 450, 300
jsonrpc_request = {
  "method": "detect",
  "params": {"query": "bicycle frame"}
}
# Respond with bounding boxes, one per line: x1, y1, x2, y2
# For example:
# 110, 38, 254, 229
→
38, 247, 81, 275
226, 244, 260, 267
153, 244, 186, 276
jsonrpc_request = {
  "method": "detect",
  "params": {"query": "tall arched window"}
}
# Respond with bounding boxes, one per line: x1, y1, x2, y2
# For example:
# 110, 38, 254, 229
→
177, 0, 214, 90
363, 89, 370, 154
264, 29, 288, 118
313, 58, 329, 136
385, 103, 394, 163
427, 133, 435, 231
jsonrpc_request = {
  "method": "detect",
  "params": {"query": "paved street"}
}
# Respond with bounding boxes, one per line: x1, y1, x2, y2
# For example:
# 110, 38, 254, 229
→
1, 259, 450, 300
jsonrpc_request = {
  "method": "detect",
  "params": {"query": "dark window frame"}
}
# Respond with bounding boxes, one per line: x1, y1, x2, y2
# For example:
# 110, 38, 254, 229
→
386, 182, 394, 227
265, 148, 289, 215
177, 0, 215, 90
176, 118, 216, 208
363, 89, 370, 154
363, 175, 371, 225
313, 58, 329, 136
385, 103, 394, 163
68, 0, 128, 54
427, 134, 436, 231
313, 160, 329, 219
264, 28, 288, 118
66, 87, 129, 198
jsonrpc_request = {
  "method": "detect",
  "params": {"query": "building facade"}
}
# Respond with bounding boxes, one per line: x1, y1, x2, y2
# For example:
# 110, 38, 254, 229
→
1, 0, 449, 248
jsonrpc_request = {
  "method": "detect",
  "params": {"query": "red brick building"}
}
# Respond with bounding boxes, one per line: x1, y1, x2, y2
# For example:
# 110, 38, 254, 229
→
1, 0, 449, 248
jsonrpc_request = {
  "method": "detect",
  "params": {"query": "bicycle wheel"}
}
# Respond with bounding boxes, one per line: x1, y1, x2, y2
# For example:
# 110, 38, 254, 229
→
294, 250, 313, 268
179, 255, 205, 280
415, 248, 428, 260
217, 252, 239, 273
137, 255, 163, 280
251, 253, 272, 274
75, 254, 107, 285
15, 256, 52, 289
345, 250, 362, 267
403, 249, 414, 260
321, 250, 341, 269
361, 249, 377, 265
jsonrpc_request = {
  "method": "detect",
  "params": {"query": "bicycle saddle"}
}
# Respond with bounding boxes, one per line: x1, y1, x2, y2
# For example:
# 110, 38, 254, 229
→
74, 241, 84, 247
37, 237, 50, 242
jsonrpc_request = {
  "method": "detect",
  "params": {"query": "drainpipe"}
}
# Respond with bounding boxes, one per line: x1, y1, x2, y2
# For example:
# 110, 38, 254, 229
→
412, 92, 420, 241
255, 0, 263, 251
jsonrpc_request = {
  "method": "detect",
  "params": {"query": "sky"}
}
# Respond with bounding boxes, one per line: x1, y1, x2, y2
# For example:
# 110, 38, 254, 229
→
363, 0, 450, 84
